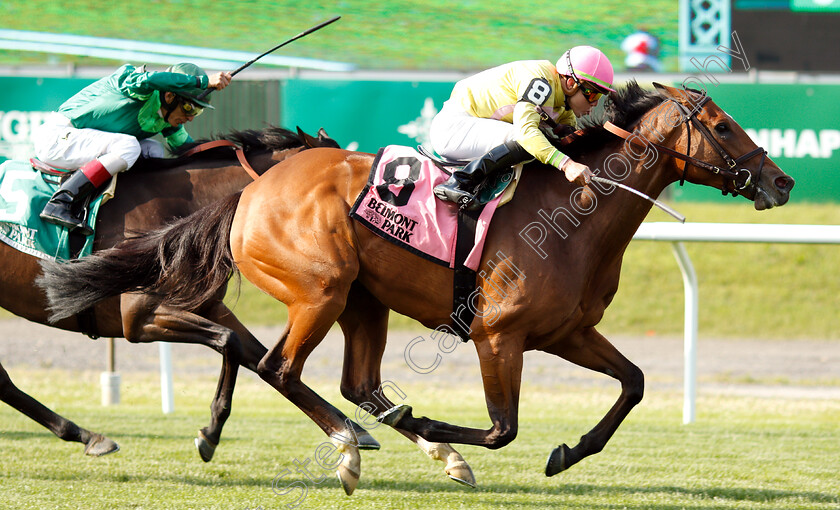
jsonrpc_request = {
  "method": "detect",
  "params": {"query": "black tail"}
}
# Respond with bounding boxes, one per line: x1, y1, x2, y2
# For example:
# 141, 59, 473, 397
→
37, 192, 242, 323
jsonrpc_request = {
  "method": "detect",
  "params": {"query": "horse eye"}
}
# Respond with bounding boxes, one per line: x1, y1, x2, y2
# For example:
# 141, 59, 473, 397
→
715, 122, 729, 134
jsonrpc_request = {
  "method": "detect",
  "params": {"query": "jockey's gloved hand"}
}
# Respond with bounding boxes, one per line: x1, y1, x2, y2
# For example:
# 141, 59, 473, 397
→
553, 124, 576, 138
209, 72, 232, 90
140, 139, 165, 158
561, 159, 593, 186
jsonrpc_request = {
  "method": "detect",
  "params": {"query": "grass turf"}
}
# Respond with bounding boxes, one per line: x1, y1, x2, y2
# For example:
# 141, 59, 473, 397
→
0, 369, 837, 509
0, 1, 679, 72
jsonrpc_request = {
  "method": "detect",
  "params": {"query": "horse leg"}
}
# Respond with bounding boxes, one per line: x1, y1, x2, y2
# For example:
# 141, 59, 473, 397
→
257, 302, 368, 495
539, 327, 644, 476
121, 293, 244, 462
382, 333, 525, 451
336, 283, 476, 487
235, 190, 368, 494
195, 300, 269, 461
0, 360, 119, 456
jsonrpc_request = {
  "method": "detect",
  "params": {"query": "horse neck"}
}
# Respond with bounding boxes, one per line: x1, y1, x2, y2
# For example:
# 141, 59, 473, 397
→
575, 114, 682, 256
179, 147, 280, 198
124, 159, 257, 213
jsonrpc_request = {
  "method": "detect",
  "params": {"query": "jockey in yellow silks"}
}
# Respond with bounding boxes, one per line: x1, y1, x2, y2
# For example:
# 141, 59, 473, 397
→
430, 46, 616, 209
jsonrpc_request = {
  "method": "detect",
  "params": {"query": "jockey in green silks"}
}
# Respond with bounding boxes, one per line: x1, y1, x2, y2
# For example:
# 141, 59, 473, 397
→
33, 63, 232, 232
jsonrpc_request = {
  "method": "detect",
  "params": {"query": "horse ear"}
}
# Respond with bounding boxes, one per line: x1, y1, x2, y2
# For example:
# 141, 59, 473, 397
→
653, 82, 703, 107
653, 82, 676, 96
317, 127, 340, 148
296, 126, 319, 148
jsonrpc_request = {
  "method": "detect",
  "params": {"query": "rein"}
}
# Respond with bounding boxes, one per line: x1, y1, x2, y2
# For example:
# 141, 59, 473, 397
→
604, 95, 767, 196
182, 140, 259, 180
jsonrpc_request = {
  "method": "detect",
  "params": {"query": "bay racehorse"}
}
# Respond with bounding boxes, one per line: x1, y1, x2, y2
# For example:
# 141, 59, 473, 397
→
39, 82, 794, 494
1, 126, 337, 458
17, 126, 476, 487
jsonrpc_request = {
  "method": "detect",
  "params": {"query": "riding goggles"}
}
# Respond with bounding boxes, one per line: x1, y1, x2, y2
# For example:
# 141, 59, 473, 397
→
578, 83, 603, 103
179, 99, 204, 117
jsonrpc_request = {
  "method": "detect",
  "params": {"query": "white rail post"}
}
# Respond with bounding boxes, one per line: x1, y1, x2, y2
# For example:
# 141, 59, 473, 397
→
670, 242, 698, 424
159, 343, 174, 414
100, 338, 120, 406
633, 222, 840, 424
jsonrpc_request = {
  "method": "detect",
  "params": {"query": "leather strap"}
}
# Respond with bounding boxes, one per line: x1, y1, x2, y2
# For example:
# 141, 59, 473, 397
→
451, 206, 482, 342
183, 140, 259, 180
603, 120, 633, 140
605, 120, 700, 179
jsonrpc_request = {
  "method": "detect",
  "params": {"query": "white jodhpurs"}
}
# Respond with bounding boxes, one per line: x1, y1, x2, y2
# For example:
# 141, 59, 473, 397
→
32, 112, 146, 175
429, 100, 517, 161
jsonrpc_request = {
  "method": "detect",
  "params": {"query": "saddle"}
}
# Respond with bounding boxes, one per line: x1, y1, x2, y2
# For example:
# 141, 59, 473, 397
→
29, 157, 73, 176
416, 145, 522, 209
0, 159, 114, 260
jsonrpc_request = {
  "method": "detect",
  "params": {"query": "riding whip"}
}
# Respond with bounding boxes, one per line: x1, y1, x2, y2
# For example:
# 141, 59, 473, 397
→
196, 15, 341, 100
591, 176, 686, 223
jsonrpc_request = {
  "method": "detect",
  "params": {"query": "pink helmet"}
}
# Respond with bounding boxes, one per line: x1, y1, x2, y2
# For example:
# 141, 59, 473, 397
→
556, 46, 616, 92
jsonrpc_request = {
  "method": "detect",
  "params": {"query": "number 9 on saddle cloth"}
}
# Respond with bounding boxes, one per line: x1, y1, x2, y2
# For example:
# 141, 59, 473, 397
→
349, 145, 521, 341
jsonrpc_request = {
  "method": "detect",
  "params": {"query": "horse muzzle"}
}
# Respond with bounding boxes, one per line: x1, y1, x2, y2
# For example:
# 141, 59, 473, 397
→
753, 173, 795, 210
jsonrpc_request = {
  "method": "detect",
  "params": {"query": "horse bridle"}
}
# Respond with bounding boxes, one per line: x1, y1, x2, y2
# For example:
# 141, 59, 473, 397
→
606, 93, 768, 197
182, 139, 260, 180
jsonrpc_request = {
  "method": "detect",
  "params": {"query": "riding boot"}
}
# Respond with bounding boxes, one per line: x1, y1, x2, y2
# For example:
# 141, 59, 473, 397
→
40, 160, 108, 232
433, 140, 529, 209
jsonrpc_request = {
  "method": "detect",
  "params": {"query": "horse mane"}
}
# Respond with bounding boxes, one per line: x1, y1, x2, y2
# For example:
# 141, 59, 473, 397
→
558, 80, 666, 160
132, 125, 305, 171
183, 125, 307, 154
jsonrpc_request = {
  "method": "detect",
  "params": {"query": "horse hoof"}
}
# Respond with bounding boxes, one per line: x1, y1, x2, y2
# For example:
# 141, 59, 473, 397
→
195, 430, 217, 463
84, 434, 120, 456
336, 464, 360, 495
356, 430, 381, 450
379, 404, 411, 427
545, 444, 569, 477
445, 460, 476, 488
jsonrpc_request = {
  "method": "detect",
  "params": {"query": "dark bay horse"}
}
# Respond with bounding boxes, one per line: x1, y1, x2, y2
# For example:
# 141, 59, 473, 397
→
39, 82, 794, 493
0, 126, 338, 458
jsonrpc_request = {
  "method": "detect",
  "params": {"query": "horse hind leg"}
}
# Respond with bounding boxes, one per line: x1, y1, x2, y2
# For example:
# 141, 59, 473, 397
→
195, 300, 270, 461
121, 293, 245, 463
540, 327, 644, 476
0, 361, 119, 456
336, 284, 476, 488
235, 196, 370, 494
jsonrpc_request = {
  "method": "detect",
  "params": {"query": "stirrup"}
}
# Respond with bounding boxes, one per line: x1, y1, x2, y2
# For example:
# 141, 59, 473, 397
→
433, 180, 483, 211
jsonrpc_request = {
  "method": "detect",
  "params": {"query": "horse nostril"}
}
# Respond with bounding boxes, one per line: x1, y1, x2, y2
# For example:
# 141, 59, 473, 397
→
775, 176, 795, 191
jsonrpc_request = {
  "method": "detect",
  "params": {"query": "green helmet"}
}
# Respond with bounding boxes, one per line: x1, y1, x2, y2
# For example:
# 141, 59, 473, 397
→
165, 62, 214, 109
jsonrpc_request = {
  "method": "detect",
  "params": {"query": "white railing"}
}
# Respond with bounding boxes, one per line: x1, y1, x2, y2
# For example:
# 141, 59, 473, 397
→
632, 222, 840, 424
0, 29, 355, 72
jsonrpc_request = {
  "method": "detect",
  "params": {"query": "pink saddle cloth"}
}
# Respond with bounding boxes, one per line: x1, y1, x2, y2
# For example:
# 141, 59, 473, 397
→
349, 145, 503, 271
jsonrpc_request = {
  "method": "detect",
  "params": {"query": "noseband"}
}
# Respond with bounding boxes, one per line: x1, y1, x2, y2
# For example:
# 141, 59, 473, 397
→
605, 93, 768, 197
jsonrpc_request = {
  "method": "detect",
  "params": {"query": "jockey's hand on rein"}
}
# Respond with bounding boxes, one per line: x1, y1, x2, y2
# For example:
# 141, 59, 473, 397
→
561, 159, 594, 186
